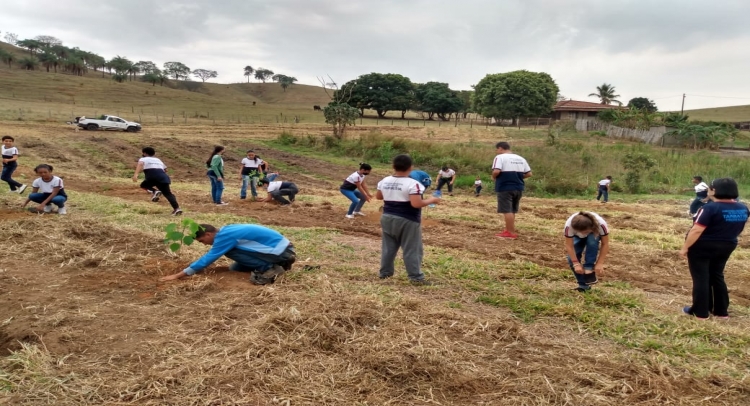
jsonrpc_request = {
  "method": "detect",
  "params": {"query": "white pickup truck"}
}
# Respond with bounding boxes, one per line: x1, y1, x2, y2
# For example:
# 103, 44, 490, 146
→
76, 115, 142, 132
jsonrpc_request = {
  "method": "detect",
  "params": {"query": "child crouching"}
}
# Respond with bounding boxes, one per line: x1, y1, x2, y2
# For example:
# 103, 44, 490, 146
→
22, 164, 67, 215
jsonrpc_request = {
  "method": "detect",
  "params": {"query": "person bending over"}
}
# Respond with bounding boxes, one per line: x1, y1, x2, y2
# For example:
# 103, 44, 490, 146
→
160, 223, 296, 285
563, 211, 610, 291
259, 178, 299, 206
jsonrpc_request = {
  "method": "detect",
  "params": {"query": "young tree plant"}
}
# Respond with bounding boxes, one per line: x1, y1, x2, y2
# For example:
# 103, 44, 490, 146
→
164, 218, 202, 253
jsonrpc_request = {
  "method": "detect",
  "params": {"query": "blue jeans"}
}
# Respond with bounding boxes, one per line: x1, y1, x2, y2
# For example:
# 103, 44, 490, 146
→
28, 193, 67, 208
1, 162, 22, 190
224, 246, 296, 273
207, 172, 224, 203
340, 188, 366, 215
241, 175, 259, 199
689, 197, 706, 215
596, 187, 608, 202
566, 233, 600, 287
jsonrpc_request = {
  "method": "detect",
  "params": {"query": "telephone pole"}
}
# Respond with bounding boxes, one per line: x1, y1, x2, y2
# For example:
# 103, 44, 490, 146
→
680, 93, 686, 115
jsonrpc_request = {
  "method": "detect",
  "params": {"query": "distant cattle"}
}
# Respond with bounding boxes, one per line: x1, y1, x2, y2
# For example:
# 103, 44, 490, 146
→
313, 105, 321, 111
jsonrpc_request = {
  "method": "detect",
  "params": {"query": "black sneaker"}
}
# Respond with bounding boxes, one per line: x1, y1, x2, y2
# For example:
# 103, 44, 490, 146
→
250, 273, 274, 285
584, 272, 598, 285
574, 285, 591, 292
379, 274, 393, 280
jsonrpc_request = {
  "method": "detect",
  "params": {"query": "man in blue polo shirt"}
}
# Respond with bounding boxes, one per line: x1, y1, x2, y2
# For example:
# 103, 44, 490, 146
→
159, 223, 296, 285
492, 141, 532, 240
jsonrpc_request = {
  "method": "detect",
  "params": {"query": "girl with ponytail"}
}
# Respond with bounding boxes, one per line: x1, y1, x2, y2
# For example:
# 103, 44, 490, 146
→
563, 211, 610, 291
340, 163, 373, 219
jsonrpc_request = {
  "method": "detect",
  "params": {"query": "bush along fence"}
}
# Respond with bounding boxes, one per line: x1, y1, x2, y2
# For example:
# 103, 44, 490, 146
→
575, 119, 670, 145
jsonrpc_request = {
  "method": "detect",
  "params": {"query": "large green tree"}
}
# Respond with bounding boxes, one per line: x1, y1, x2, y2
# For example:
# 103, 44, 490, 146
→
16, 39, 42, 55
163, 61, 191, 80
338, 73, 414, 118
243, 65, 254, 83
272, 74, 298, 91
254, 68, 274, 83
473, 70, 559, 123
589, 83, 622, 105
627, 97, 658, 112
192, 68, 218, 82
38, 51, 59, 72
414, 82, 464, 120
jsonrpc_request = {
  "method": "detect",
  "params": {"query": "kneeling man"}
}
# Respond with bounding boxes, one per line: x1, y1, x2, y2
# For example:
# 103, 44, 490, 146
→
160, 223, 296, 285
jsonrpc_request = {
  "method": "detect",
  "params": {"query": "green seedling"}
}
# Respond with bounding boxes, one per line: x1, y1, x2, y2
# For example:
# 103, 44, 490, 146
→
164, 218, 202, 253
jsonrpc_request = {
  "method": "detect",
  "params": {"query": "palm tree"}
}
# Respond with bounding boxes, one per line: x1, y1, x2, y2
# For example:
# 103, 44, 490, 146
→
244, 65, 254, 83
18, 56, 39, 70
589, 83, 622, 105
38, 52, 59, 72
0, 49, 15, 69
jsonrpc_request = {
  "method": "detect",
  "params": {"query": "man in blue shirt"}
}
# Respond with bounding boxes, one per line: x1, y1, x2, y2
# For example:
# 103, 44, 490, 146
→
159, 223, 296, 285
492, 142, 532, 240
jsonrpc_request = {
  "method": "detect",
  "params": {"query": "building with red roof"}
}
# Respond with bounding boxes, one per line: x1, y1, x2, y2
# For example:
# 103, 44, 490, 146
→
553, 100, 623, 121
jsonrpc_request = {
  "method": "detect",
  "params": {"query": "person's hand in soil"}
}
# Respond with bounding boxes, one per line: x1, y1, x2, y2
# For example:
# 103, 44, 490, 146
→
160, 271, 187, 281
36, 204, 46, 212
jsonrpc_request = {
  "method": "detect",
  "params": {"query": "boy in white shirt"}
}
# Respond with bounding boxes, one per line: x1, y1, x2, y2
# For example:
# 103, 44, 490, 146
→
2, 136, 27, 194
377, 154, 441, 285
474, 176, 482, 197
596, 176, 612, 203
435, 166, 456, 196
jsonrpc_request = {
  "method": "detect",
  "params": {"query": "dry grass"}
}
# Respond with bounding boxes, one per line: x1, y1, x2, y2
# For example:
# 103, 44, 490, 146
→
0, 121, 749, 405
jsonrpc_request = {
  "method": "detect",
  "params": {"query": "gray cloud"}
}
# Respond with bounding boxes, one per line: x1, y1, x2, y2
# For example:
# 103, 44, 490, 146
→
2, 0, 750, 111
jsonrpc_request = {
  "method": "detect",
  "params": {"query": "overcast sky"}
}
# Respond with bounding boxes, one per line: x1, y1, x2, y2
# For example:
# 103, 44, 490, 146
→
2, 0, 749, 111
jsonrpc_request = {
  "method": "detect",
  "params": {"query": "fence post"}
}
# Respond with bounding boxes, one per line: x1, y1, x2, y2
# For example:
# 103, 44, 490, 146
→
408, 120, 410, 127
470, 119, 473, 128
391, 119, 393, 125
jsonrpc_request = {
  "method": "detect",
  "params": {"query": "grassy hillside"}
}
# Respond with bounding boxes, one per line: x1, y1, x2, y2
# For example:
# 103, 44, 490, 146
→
0, 41, 331, 123
683, 104, 750, 122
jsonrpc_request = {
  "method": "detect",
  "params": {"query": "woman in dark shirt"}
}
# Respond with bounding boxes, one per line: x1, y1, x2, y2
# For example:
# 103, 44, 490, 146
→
679, 178, 749, 319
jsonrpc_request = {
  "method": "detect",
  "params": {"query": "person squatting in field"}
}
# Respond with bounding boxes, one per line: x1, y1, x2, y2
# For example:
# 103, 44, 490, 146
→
259, 176, 299, 206
474, 176, 482, 197
680, 178, 748, 319
563, 211, 610, 291
239, 150, 264, 201
206, 145, 228, 206
377, 154, 441, 285
160, 223, 296, 285
2, 136, 27, 194
22, 164, 67, 215
492, 142, 532, 239
133, 147, 182, 216
435, 166, 456, 196
340, 163, 373, 219
596, 176, 612, 203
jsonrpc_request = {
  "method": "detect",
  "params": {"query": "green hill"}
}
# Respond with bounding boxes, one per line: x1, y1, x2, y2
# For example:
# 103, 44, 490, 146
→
682, 104, 750, 122
0, 42, 331, 122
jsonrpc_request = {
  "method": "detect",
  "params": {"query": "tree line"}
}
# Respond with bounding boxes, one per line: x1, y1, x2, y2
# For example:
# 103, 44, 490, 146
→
0, 34, 297, 91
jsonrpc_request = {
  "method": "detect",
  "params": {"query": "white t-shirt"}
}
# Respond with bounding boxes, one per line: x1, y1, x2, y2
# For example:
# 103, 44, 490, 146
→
598, 179, 611, 187
438, 169, 455, 178
695, 182, 709, 193
345, 171, 365, 184
377, 176, 424, 222
32, 176, 64, 193
474, 180, 482, 186
267, 181, 282, 193
241, 157, 263, 168
139, 156, 167, 170
563, 212, 609, 238
2, 146, 19, 158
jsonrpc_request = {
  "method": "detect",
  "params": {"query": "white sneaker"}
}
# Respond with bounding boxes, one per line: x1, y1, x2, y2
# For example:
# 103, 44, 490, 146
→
353, 211, 366, 216
57, 207, 67, 215
43, 204, 53, 213
151, 191, 162, 202
216, 202, 229, 206
345, 214, 355, 219
18, 184, 28, 194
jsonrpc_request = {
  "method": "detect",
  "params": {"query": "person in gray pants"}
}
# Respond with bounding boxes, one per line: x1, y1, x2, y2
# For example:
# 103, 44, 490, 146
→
376, 154, 441, 285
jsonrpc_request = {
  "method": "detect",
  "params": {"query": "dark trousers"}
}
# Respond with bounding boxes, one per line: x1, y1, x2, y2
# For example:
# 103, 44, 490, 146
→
271, 185, 299, 205
1, 162, 22, 190
596, 187, 608, 202
141, 179, 180, 210
436, 178, 453, 193
224, 244, 296, 273
475, 185, 482, 196
689, 197, 706, 215
686, 240, 736, 318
